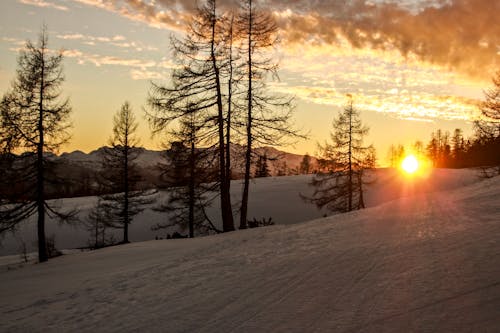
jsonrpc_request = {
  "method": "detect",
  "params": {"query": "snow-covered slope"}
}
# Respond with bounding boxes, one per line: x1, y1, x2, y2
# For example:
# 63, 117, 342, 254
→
0, 174, 499, 332
0, 168, 479, 256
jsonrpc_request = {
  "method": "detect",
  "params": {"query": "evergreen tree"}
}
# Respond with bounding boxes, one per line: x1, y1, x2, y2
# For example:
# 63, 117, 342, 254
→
153, 112, 220, 237
300, 153, 311, 174
305, 97, 374, 213
475, 70, 500, 139
387, 144, 405, 168
100, 102, 154, 243
254, 153, 271, 178
84, 198, 111, 249
474, 71, 500, 175
451, 128, 465, 167
0, 27, 73, 262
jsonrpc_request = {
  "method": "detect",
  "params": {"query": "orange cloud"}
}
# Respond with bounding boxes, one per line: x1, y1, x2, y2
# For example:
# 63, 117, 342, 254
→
71, 0, 498, 77
19, 0, 68, 11
273, 0, 499, 77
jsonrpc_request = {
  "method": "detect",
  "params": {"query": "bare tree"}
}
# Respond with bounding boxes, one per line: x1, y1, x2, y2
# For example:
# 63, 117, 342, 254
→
237, 0, 298, 229
100, 102, 153, 243
148, 0, 235, 232
153, 112, 220, 237
305, 97, 374, 213
474, 71, 500, 175
0, 27, 73, 262
476, 71, 500, 137
387, 144, 405, 168
84, 198, 111, 249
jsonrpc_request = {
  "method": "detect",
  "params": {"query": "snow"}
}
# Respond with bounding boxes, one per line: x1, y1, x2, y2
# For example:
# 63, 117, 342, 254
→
0, 168, 480, 255
0, 171, 499, 332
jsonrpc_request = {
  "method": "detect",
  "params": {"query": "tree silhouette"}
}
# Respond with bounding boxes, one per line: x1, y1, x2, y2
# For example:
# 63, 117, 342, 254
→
474, 71, 500, 175
0, 27, 73, 262
300, 153, 311, 174
99, 102, 154, 243
254, 153, 270, 178
84, 198, 112, 249
237, 0, 298, 229
305, 97, 374, 213
153, 112, 220, 237
476, 71, 500, 138
148, 0, 235, 232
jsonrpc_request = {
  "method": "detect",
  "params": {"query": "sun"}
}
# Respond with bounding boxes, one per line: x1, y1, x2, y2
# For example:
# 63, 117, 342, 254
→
401, 155, 419, 174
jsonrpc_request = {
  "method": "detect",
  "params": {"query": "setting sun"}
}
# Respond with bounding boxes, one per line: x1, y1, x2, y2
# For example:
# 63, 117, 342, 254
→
401, 155, 419, 174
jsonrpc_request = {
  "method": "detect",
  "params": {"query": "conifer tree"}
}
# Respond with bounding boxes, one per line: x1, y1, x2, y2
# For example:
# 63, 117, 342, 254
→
237, 0, 298, 229
100, 102, 153, 243
300, 153, 311, 174
148, 0, 235, 232
305, 97, 374, 213
0, 27, 73, 262
153, 112, 220, 237
474, 71, 500, 175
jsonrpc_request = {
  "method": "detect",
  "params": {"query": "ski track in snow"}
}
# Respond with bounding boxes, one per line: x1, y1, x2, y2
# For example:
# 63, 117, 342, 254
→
0, 171, 499, 332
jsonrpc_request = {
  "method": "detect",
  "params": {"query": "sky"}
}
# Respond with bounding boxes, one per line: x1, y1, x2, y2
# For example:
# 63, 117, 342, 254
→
0, 0, 498, 166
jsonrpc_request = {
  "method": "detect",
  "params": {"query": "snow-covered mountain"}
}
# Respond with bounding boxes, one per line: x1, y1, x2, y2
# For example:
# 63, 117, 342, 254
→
54, 145, 316, 177
0, 171, 498, 332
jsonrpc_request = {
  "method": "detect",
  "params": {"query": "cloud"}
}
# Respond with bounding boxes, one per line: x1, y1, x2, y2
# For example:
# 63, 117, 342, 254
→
272, 0, 500, 77
62, 49, 176, 80
56, 33, 157, 52
56, 33, 126, 43
70, 0, 189, 31
70, 0, 499, 77
19, 0, 68, 11
275, 83, 480, 122
62, 49, 156, 69
130, 69, 167, 80
274, 45, 483, 122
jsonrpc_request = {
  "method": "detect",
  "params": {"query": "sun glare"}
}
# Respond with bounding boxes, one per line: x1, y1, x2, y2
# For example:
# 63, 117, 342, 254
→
401, 155, 419, 174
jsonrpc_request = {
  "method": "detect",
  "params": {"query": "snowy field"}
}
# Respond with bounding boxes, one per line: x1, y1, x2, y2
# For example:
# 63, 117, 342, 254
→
0, 170, 499, 332
0, 168, 479, 256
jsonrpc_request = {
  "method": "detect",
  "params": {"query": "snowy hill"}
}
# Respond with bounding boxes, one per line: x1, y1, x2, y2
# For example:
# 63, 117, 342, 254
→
0, 168, 480, 256
0, 173, 499, 332
0, 168, 479, 256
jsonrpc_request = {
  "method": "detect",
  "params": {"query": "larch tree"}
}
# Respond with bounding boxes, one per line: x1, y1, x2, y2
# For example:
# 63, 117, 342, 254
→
0, 27, 73, 262
254, 152, 270, 178
476, 70, 500, 138
305, 97, 374, 213
474, 70, 500, 175
148, 0, 235, 232
237, 0, 298, 229
153, 112, 220, 237
300, 153, 311, 174
100, 102, 153, 244
84, 198, 111, 249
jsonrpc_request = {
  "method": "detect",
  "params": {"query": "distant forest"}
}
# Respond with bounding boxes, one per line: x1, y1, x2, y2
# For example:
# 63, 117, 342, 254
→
388, 126, 500, 170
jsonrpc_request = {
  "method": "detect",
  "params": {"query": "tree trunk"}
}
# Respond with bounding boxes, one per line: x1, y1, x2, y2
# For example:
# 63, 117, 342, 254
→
211, 1, 234, 232
240, 0, 253, 230
348, 101, 353, 212
188, 136, 195, 238
37, 50, 47, 263
123, 145, 129, 243
225, 13, 234, 197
